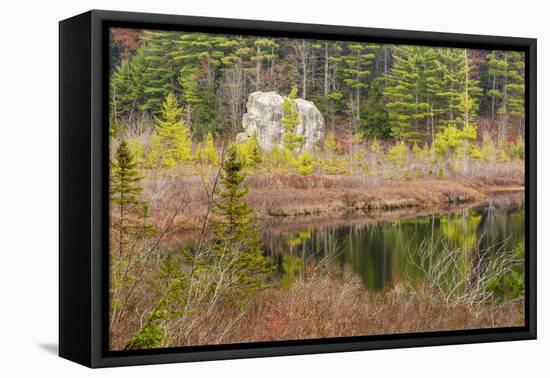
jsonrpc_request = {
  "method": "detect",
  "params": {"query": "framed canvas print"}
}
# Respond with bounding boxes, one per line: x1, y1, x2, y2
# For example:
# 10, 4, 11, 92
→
59, 10, 536, 368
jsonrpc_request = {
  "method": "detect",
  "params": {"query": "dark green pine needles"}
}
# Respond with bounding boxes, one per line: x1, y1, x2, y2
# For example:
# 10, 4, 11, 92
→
210, 146, 272, 292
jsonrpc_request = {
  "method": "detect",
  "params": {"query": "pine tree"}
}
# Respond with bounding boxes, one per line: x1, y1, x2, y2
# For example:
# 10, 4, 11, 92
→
150, 92, 193, 168
179, 64, 201, 124
505, 51, 525, 131
141, 31, 181, 114
110, 140, 149, 257
110, 47, 148, 128
110, 59, 133, 129
360, 77, 390, 138
340, 43, 377, 128
125, 297, 168, 350
173, 33, 230, 134
450, 50, 480, 164
385, 46, 446, 143
210, 146, 271, 291
281, 85, 304, 154
385, 46, 432, 142
487, 50, 525, 145
487, 50, 525, 144
436, 49, 482, 127
109, 140, 153, 342
487, 50, 507, 122
125, 253, 187, 350
434, 48, 465, 126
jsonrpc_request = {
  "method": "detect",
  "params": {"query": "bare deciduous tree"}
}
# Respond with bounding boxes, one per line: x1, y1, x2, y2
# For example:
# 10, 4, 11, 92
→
221, 64, 246, 136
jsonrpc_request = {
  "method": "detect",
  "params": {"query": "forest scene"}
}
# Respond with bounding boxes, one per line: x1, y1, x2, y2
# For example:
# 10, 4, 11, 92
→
108, 27, 526, 351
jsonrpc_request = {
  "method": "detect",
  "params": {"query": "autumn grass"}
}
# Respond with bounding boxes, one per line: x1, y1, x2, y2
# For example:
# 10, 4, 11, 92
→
232, 268, 523, 343
159, 265, 524, 347
110, 257, 523, 350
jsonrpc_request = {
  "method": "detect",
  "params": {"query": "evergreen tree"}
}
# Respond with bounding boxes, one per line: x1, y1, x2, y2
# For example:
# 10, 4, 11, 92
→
110, 60, 133, 128
125, 253, 187, 350
438, 49, 481, 169
385, 46, 438, 142
434, 48, 464, 125
210, 146, 271, 291
173, 33, 230, 134
316, 42, 344, 125
141, 31, 181, 114
281, 85, 304, 154
505, 51, 525, 131
110, 48, 148, 128
150, 92, 193, 168
110, 140, 149, 257
340, 43, 377, 128
384, 46, 430, 142
487, 50, 525, 143
125, 296, 168, 350
455, 51, 479, 128
179, 64, 201, 123
361, 77, 390, 138
487, 50, 507, 123
109, 140, 152, 341
436, 49, 482, 127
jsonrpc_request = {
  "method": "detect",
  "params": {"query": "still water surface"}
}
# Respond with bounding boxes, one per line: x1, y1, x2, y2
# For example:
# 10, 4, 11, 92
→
262, 194, 525, 291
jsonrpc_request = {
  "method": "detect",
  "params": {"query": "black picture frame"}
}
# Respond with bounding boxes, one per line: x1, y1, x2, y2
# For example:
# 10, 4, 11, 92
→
59, 9, 537, 368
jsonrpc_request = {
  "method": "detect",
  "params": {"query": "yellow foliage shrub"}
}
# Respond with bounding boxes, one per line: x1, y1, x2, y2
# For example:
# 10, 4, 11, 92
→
387, 141, 408, 167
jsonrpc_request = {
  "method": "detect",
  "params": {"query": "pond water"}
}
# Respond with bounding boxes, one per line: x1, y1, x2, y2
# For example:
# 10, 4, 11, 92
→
262, 193, 525, 293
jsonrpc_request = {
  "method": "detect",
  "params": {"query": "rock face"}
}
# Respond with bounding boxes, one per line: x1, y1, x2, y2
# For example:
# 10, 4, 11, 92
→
237, 91, 325, 152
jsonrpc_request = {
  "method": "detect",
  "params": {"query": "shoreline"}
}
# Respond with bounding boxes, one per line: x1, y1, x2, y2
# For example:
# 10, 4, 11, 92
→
250, 177, 524, 218
262, 190, 525, 235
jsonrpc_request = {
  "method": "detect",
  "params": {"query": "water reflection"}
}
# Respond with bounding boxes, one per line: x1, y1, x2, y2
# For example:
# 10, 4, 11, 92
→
262, 195, 525, 292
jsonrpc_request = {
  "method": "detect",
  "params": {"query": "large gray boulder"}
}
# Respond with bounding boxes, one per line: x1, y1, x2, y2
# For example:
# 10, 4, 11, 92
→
236, 91, 325, 152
